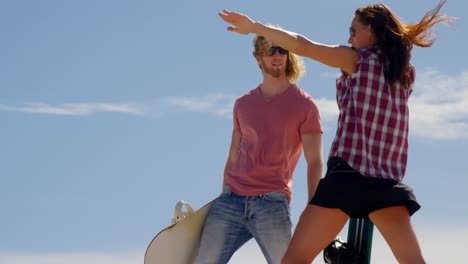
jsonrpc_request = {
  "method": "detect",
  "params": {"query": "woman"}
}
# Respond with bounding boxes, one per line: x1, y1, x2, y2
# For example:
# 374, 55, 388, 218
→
219, 1, 452, 263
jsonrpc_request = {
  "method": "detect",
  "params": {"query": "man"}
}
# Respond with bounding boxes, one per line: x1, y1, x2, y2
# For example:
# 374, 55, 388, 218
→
194, 32, 323, 264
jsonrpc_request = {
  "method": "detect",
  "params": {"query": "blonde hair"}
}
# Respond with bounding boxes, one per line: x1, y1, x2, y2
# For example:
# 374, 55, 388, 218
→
252, 27, 306, 83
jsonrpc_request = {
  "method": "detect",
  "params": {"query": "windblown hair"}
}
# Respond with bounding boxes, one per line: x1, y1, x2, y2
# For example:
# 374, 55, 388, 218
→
356, 0, 453, 88
252, 27, 306, 83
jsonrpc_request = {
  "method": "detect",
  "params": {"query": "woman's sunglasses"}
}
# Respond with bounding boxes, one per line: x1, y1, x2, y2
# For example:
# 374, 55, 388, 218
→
264, 46, 289, 56
349, 27, 356, 38
349, 25, 368, 38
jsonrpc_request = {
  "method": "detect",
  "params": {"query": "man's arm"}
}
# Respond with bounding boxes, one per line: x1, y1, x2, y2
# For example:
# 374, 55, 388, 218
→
222, 130, 242, 189
301, 133, 323, 203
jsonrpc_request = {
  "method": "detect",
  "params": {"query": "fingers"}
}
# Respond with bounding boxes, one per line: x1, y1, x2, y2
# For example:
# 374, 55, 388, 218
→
218, 13, 229, 24
218, 9, 252, 35
218, 10, 236, 24
218, 10, 238, 32
218, 11, 227, 20
218, 12, 237, 32
220, 9, 233, 17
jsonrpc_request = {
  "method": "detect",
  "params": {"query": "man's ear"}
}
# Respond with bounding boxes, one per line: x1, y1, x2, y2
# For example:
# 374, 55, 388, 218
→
255, 57, 263, 71
255, 56, 262, 65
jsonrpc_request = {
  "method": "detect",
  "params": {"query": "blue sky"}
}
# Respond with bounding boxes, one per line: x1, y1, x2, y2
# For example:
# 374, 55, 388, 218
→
1, 0, 467, 263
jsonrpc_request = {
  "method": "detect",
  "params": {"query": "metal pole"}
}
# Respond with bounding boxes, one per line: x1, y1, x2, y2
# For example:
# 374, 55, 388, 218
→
347, 218, 374, 263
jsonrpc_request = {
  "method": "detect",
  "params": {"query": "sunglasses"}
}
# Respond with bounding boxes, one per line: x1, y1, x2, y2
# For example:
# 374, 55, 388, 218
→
349, 25, 369, 38
349, 27, 355, 38
264, 46, 289, 56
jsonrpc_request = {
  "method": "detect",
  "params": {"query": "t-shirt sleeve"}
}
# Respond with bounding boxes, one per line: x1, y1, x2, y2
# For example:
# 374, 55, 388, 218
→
233, 100, 241, 133
299, 99, 322, 135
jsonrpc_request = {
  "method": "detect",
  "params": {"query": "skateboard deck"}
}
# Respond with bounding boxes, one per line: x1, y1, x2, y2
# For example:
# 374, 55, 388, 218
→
144, 200, 214, 264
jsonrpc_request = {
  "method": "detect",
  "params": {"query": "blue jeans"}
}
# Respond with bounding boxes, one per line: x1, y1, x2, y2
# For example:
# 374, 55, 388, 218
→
194, 187, 292, 264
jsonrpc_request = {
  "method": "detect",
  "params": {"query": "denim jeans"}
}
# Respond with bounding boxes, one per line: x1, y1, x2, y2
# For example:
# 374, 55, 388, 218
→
194, 187, 292, 264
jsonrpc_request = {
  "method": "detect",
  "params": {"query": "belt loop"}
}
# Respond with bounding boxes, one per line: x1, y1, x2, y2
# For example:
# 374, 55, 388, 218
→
222, 185, 232, 195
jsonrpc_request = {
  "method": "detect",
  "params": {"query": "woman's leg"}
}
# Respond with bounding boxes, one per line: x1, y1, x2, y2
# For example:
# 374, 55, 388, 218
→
369, 205, 426, 264
281, 204, 349, 264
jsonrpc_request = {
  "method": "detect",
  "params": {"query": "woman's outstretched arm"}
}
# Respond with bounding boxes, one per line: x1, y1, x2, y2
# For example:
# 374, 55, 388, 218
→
218, 10, 358, 74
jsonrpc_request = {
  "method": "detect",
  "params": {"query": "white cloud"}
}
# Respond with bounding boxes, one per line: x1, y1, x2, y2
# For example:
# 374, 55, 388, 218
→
0, 102, 143, 116
0, 250, 143, 264
1, 69, 467, 140
314, 98, 339, 123
410, 69, 468, 139
162, 93, 236, 119
0, 95, 235, 118
319, 70, 342, 79
1, 225, 467, 264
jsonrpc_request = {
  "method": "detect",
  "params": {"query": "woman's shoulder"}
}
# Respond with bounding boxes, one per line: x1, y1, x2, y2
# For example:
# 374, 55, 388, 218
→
355, 45, 380, 60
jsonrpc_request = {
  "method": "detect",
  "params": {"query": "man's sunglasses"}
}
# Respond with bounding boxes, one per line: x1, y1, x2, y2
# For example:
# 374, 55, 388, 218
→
264, 46, 289, 56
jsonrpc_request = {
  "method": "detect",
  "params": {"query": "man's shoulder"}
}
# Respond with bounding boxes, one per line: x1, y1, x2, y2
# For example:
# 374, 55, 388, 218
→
294, 85, 310, 96
291, 85, 317, 106
236, 86, 259, 102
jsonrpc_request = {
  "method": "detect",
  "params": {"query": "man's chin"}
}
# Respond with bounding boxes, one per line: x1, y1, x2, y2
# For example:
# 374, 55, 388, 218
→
266, 68, 282, 77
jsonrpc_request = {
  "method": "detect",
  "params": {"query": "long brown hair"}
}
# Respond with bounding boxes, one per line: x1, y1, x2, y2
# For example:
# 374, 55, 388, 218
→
356, 0, 453, 87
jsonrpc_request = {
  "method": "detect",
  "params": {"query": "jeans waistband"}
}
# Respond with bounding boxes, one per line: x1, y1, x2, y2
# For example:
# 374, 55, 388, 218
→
222, 185, 287, 201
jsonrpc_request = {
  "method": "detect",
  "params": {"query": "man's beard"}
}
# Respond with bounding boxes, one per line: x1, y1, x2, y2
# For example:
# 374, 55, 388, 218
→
260, 59, 285, 78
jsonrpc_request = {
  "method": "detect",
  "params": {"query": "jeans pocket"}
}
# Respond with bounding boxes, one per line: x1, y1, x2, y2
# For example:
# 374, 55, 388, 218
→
263, 192, 287, 203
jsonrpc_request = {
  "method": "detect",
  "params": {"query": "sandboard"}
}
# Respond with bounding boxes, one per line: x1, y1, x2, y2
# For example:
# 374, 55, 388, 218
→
144, 200, 214, 264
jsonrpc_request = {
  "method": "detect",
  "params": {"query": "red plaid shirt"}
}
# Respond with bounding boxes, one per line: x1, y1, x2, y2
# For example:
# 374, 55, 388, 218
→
330, 46, 415, 181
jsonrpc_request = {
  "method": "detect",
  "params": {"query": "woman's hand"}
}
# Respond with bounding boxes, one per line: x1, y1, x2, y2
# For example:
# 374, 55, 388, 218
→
218, 10, 256, 35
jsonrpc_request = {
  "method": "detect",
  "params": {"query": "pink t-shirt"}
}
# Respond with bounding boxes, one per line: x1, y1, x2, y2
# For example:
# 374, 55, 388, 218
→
225, 84, 322, 202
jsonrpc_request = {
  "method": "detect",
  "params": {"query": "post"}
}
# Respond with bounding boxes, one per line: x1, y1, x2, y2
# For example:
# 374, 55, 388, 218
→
347, 218, 374, 263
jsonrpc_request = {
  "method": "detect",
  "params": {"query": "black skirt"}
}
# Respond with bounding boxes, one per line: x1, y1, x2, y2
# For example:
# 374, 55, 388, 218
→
310, 157, 421, 218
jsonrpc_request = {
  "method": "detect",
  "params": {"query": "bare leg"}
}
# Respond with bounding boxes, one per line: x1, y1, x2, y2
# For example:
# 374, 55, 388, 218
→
369, 206, 426, 264
281, 205, 349, 264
